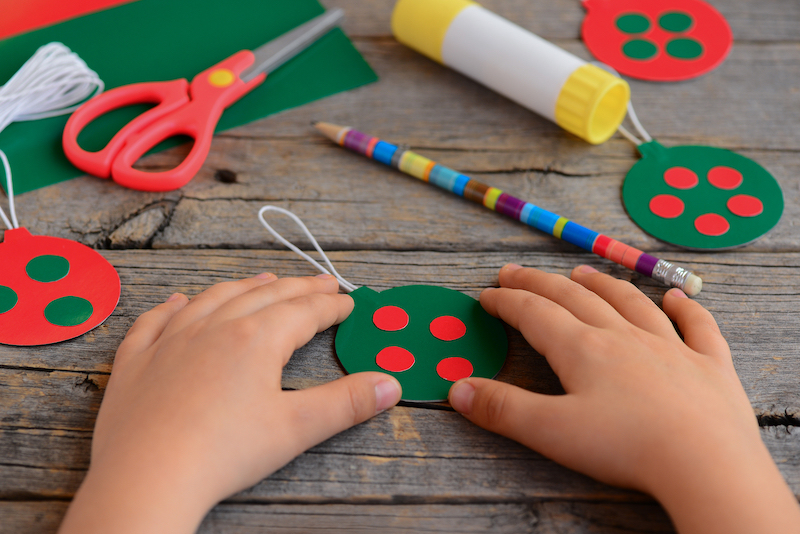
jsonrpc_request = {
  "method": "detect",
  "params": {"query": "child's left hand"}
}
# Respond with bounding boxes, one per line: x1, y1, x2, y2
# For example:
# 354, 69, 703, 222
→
59, 273, 402, 534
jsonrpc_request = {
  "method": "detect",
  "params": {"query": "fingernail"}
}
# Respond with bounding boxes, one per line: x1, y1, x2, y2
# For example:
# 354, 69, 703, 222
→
255, 272, 275, 280
449, 380, 475, 415
316, 273, 334, 280
502, 263, 523, 272
375, 378, 402, 414
166, 293, 182, 302
578, 265, 598, 274
670, 288, 688, 298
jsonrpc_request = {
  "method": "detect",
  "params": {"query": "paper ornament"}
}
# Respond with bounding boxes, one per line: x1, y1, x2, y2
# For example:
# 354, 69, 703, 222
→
582, 0, 733, 81
335, 285, 508, 402
258, 206, 509, 403
0, 227, 120, 345
622, 140, 783, 250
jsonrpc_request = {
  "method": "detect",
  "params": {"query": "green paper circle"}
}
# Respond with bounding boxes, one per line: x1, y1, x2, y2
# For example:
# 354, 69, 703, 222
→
616, 13, 650, 34
335, 286, 508, 402
623, 39, 658, 60
659, 12, 693, 33
44, 296, 94, 327
622, 141, 784, 250
0, 286, 18, 314
26, 255, 70, 283
666, 38, 703, 59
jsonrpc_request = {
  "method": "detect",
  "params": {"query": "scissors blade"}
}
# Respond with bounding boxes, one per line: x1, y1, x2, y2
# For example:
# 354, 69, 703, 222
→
240, 8, 344, 82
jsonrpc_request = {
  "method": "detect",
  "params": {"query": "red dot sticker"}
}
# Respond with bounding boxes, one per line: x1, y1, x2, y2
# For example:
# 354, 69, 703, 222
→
430, 315, 467, 341
727, 195, 764, 217
376, 346, 415, 372
373, 306, 409, 331
707, 166, 743, 190
649, 194, 685, 218
694, 213, 730, 236
664, 167, 699, 189
436, 357, 474, 382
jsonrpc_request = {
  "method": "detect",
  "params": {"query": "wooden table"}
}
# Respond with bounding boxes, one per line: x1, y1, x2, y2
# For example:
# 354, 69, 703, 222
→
2, 1, 799, 532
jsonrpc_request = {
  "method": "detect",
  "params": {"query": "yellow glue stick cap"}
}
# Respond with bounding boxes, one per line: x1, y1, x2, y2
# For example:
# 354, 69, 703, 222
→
392, 0, 477, 63
555, 64, 630, 145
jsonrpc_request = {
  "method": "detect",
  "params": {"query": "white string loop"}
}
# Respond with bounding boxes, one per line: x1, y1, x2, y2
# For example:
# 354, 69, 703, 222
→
258, 206, 359, 293
590, 61, 653, 146
0, 42, 105, 230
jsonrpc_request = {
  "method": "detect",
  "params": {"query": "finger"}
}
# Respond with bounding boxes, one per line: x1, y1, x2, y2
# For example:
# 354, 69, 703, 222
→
251, 292, 355, 372
480, 286, 593, 376
498, 265, 623, 329
210, 274, 341, 322
662, 289, 731, 359
279, 373, 402, 456
448, 378, 572, 459
115, 293, 189, 367
571, 265, 681, 340
159, 273, 277, 338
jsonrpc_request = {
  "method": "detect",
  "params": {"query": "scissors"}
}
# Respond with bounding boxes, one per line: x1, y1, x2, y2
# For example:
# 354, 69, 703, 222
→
62, 9, 344, 192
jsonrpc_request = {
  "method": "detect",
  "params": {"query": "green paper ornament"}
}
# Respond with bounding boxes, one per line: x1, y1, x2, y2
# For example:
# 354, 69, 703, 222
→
335, 285, 508, 402
622, 140, 783, 250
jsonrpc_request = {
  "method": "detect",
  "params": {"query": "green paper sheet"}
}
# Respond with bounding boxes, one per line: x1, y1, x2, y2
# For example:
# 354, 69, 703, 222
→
0, 0, 377, 194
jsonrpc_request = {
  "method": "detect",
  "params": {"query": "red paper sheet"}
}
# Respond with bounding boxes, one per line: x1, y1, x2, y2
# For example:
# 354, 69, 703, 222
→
0, 0, 137, 39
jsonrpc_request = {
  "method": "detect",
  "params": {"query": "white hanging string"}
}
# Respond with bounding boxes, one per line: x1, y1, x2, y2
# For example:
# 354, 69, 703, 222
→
0, 42, 104, 230
258, 206, 359, 293
590, 61, 653, 146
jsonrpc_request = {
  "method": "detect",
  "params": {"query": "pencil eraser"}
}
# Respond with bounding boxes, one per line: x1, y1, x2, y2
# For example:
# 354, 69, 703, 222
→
683, 274, 703, 297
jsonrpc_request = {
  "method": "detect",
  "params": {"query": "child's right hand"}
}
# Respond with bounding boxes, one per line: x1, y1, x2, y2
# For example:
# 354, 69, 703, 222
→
449, 264, 800, 534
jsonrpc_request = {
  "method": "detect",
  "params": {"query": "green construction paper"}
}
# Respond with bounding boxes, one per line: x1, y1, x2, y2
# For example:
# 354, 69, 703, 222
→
335, 286, 508, 403
0, 0, 377, 194
622, 140, 784, 250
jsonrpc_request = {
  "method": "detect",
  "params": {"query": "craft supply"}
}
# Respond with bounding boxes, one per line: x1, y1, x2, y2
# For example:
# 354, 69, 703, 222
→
63, 9, 344, 192
315, 122, 703, 296
0, 0, 135, 40
0, 0, 377, 194
618, 105, 783, 250
582, 0, 732, 82
258, 206, 508, 403
391, 0, 630, 144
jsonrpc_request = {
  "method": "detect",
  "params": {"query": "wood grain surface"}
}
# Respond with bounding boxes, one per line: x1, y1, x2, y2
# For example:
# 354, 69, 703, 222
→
1, 0, 798, 532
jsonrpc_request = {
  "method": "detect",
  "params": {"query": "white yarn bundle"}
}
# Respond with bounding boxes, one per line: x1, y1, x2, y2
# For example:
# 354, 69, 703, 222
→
0, 42, 104, 229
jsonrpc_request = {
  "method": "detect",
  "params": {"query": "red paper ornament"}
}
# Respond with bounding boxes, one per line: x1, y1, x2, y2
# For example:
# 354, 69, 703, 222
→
0, 227, 120, 345
582, 0, 733, 81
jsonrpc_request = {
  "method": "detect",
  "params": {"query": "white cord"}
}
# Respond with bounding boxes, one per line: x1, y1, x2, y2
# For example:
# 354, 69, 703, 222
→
590, 61, 653, 146
258, 206, 359, 293
0, 42, 104, 230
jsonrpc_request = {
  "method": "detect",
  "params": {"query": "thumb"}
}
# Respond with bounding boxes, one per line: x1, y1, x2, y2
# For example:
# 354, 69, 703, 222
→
284, 372, 402, 453
449, 377, 568, 453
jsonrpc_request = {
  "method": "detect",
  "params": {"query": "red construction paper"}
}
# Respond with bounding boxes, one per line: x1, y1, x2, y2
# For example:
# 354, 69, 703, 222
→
582, 0, 733, 81
0, 0, 137, 39
0, 227, 120, 345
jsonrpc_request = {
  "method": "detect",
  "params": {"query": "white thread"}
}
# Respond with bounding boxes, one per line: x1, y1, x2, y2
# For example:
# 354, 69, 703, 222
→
0, 42, 104, 230
258, 206, 358, 293
590, 61, 653, 146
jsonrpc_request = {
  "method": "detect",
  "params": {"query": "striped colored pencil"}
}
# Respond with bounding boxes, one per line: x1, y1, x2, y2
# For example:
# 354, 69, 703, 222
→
315, 122, 702, 296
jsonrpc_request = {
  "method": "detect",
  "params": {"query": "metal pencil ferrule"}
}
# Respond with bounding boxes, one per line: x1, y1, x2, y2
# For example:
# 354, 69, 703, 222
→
651, 259, 692, 290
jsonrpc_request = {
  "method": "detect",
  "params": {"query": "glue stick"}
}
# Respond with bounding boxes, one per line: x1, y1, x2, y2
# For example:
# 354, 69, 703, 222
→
391, 0, 630, 144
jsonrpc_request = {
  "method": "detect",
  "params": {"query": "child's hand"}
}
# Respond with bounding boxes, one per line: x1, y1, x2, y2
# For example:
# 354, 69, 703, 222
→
449, 264, 800, 534
59, 274, 402, 534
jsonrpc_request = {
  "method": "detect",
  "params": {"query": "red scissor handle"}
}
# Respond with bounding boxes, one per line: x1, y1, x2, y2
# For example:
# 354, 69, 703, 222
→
63, 51, 266, 192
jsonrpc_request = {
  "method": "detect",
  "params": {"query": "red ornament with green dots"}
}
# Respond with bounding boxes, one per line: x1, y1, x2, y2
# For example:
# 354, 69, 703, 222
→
622, 141, 783, 250
582, 0, 733, 81
0, 228, 120, 345
335, 285, 508, 402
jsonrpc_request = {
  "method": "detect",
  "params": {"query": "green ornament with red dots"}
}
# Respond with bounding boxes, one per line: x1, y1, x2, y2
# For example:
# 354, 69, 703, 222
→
622, 140, 783, 250
0, 227, 120, 345
581, 0, 733, 81
335, 285, 508, 402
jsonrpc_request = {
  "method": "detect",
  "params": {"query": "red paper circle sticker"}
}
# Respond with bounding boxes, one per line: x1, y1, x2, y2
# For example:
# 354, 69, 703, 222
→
436, 357, 474, 382
582, 0, 733, 81
0, 228, 120, 345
